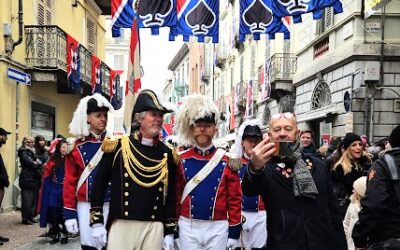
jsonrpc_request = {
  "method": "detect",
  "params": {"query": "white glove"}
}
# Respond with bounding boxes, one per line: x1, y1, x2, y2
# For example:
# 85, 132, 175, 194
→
91, 223, 107, 250
163, 234, 174, 250
65, 218, 79, 234
226, 238, 240, 249
174, 238, 181, 250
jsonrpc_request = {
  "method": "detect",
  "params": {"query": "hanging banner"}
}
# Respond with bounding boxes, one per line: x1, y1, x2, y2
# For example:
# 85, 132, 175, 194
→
364, 0, 391, 19
234, 84, 240, 115
110, 70, 123, 110
91, 55, 102, 94
66, 35, 80, 92
245, 80, 254, 118
239, 0, 290, 41
262, 57, 272, 101
230, 88, 236, 131
171, 0, 219, 43
111, 0, 177, 37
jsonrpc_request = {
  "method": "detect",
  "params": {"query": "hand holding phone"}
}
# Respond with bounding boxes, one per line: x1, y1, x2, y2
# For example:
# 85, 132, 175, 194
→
273, 141, 294, 158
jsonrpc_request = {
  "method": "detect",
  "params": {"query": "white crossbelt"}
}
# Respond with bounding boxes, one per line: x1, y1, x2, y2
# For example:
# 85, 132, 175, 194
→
180, 148, 226, 204
76, 146, 104, 196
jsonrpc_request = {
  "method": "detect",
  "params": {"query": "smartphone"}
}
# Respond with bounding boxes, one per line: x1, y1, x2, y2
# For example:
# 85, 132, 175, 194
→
273, 141, 294, 157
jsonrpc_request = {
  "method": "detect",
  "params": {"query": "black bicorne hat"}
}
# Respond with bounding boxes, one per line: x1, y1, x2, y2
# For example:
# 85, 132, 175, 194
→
242, 125, 263, 140
87, 98, 110, 114
133, 89, 173, 115
194, 113, 216, 124
0, 128, 11, 136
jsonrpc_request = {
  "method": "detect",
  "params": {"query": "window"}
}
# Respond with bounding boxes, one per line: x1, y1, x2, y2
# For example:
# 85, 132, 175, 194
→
315, 7, 334, 36
87, 17, 97, 54
31, 102, 55, 141
114, 55, 124, 70
311, 81, 332, 109
37, 0, 53, 25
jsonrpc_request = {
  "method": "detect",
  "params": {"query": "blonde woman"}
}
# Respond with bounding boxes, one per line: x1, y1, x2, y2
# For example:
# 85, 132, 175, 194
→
331, 133, 371, 219
343, 176, 367, 250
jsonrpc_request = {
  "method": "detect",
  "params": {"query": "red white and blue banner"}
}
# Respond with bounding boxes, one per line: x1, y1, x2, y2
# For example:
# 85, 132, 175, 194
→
111, 0, 177, 37
66, 35, 80, 92
239, 0, 290, 41
161, 123, 173, 139
123, 15, 142, 133
110, 70, 123, 110
170, 0, 219, 43
91, 55, 102, 94
245, 79, 254, 118
261, 58, 272, 101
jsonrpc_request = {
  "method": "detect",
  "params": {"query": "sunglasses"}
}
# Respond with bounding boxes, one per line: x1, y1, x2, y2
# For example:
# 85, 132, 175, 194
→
270, 112, 296, 120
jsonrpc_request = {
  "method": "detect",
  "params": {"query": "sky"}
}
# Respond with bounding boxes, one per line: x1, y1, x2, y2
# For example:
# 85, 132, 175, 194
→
139, 28, 183, 94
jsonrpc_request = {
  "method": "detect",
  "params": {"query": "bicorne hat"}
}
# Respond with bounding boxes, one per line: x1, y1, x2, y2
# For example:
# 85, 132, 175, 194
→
133, 89, 173, 115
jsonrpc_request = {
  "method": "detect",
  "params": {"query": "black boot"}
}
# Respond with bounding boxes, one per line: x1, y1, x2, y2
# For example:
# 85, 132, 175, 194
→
50, 233, 59, 244
60, 233, 68, 244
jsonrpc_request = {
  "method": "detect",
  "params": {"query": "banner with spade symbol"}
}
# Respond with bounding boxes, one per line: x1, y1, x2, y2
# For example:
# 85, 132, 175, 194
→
271, 0, 343, 23
111, 0, 177, 37
171, 0, 219, 43
91, 55, 102, 94
240, 0, 290, 41
66, 34, 80, 92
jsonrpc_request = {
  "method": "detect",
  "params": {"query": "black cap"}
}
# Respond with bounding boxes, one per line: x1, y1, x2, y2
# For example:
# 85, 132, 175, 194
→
0, 128, 11, 136
194, 113, 216, 124
242, 125, 263, 140
389, 125, 400, 148
87, 98, 109, 114
132, 89, 172, 115
343, 132, 362, 150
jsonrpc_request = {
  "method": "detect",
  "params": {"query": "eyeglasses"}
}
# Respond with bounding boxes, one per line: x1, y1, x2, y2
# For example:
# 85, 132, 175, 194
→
270, 112, 296, 120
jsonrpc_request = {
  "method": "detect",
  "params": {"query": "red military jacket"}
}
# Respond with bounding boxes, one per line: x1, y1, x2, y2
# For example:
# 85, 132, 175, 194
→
176, 145, 242, 239
63, 135, 111, 220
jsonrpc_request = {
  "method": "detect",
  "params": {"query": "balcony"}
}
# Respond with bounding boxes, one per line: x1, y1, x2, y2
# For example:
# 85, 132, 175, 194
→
269, 53, 297, 100
25, 25, 111, 97
174, 82, 188, 98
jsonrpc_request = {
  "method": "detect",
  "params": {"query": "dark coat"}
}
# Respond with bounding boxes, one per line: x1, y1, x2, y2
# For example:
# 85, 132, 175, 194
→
90, 134, 177, 235
242, 155, 346, 250
0, 152, 9, 188
330, 156, 370, 218
352, 148, 400, 248
18, 147, 42, 189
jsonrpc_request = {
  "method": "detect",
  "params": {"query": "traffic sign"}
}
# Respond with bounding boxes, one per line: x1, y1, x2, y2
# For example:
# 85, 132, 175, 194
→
7, 67, 31, 85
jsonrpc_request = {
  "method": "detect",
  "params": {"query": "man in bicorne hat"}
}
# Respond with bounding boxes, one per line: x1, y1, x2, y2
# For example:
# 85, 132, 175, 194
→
63, 93, 113, 250
174, 94, 242, 250
231, 120, 267, 249
90, 89, 178, 250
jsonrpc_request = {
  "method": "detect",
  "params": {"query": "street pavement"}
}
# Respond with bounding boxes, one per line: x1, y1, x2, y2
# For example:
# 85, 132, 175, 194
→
0, 211, 80, 250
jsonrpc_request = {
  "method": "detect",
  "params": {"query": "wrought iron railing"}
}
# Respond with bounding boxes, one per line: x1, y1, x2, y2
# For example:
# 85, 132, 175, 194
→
270, 53, 297, 82
25, 25, 111, 95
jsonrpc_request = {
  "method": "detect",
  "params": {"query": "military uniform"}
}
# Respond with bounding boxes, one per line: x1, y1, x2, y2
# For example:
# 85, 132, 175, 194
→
239, 156, 267, 249
176, 145, 242, 249
90, 131, 178, 249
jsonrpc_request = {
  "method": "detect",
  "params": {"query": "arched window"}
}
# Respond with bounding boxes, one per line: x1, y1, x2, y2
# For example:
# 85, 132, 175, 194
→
311, 81, 332, 110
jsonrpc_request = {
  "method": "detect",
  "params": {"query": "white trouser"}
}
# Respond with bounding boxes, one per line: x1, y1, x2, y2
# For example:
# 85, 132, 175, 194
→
77, 201, 109, 247
178, 216, 228, 250
241, 211, 267, 249
107, 220, 163, 250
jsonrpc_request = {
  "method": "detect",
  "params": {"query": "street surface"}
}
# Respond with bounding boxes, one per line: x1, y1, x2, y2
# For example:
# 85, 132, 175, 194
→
0, 211, 80, 250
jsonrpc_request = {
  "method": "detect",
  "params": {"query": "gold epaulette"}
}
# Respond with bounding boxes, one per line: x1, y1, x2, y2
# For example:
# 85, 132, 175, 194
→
172, 148, 180, 166
101, 135, 121, 153
225, 152, 241, 172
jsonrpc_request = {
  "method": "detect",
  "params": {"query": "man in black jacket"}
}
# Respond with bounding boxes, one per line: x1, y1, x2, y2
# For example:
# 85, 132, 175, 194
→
90, 90, 178, 250
242, 113, 346, 250
352, 125, 400, 249
0, 128, 11, 245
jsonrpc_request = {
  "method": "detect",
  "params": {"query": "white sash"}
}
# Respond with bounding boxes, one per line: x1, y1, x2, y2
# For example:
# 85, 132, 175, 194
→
180, 148, 226, 204
76, 146, 104, 196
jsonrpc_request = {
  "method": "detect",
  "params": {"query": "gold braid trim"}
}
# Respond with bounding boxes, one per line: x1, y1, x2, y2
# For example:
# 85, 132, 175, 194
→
121, 136, 168, 189
101, 136, 120, 153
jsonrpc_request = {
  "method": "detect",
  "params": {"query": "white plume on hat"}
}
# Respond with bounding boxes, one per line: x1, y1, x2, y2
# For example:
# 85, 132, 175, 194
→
69, 93, 114, 138
174, 94, 219, 146
230, 119, 264, 157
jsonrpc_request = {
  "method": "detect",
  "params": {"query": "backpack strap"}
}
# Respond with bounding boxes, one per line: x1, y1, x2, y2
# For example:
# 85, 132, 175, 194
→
383, 154, 400, 204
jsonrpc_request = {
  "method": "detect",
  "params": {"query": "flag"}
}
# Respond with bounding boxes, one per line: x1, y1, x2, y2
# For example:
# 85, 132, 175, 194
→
161, 123, 173, 139
66, 35, 80, 92
230, 87, 236, 131
91, 55, 102, 94
272, 0, 343, 23
225, 95, 231, 131
111, 0, 177, 37
123, 15, 141, 134
245, 80, 254, 117
240, 0, 290, 41
262, 57, 272, 101
110, 70, 123, 109
170, 0, 219, 43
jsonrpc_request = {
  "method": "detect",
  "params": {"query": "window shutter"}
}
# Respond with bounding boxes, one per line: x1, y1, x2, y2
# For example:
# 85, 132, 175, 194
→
45, 0, 53, 25
315, 19, 323, 36
87, 17, 97, 54
324, 7, 333, 30
37, 0, 45, 25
